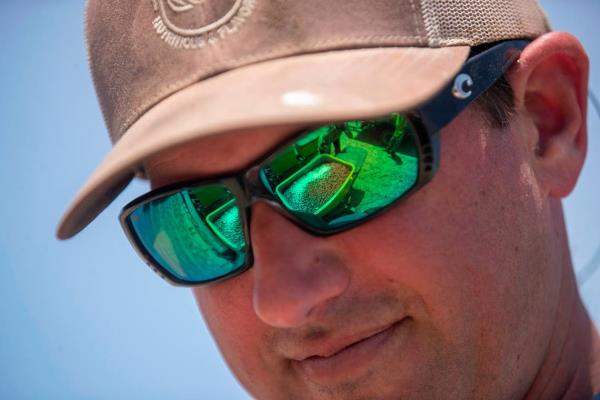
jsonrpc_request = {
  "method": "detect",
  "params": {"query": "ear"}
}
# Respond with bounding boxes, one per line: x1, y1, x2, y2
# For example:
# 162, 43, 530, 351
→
506, 32, 589, 198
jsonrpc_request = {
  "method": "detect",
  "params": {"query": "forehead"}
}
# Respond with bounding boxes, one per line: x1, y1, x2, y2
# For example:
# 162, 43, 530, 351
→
144, 125, 305, 188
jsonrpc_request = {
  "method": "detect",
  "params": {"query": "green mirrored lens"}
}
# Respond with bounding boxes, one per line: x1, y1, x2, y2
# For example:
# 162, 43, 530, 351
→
127, 185, 246, 283
260, 113, 419, 230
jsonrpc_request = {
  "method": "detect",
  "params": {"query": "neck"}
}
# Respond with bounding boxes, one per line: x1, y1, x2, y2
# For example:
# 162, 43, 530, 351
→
523, 201, 600, 399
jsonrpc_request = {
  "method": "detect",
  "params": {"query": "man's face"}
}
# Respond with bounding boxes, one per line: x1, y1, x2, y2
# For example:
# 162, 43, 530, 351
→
145, 107, 562, 399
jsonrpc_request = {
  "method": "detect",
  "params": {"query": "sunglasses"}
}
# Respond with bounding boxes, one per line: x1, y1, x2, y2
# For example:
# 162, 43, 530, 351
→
120, 40, 529, 286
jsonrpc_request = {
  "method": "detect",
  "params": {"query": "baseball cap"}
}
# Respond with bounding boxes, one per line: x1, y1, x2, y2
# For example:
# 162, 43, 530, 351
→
56, 0, 551, 239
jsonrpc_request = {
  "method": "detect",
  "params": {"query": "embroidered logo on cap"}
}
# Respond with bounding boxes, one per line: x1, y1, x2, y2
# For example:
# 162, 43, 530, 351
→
151, 0, 256, 49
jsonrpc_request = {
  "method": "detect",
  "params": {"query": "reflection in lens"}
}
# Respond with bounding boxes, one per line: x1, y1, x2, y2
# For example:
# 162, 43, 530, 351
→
207, 198, 245, 251
281, 157, 352, 215
128, 185, 246, 283
259, 113, 419, 230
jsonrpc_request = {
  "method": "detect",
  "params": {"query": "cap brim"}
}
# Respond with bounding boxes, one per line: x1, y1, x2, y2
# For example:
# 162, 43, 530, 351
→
57, 46, 470, 239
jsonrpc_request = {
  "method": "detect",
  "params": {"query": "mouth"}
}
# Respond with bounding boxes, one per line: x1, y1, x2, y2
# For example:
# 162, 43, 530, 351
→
291, 318, 409, 384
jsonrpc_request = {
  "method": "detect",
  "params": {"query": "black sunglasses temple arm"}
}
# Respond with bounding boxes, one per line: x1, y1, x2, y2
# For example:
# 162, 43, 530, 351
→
418, 39, 530, 134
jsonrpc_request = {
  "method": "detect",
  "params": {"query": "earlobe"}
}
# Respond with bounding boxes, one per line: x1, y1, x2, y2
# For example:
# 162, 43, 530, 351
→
506, 32, 589, 198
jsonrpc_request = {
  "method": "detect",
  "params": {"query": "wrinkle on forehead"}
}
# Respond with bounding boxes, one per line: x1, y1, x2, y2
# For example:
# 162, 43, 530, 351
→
144, 125, 303, 187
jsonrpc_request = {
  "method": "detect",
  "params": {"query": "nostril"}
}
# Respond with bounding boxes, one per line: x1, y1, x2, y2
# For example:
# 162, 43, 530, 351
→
252, 287, 310, 328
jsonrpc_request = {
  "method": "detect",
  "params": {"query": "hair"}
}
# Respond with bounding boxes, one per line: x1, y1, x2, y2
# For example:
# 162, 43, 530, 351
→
474, 74, 516, 129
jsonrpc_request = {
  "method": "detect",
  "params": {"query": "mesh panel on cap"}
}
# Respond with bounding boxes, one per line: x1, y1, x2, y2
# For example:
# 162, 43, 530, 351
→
420, 0, 551, 46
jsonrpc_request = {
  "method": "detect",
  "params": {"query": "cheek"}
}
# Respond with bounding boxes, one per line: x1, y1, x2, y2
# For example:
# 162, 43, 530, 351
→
192, 273, 270, 391
337, 117, 559, 383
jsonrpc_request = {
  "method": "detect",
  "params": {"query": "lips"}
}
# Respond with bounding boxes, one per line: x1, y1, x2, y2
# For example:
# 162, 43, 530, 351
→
289, 318, 409, 383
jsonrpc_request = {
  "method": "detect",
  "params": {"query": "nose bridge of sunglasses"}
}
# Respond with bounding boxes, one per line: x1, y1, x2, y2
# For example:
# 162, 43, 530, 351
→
243, 165, 271, 200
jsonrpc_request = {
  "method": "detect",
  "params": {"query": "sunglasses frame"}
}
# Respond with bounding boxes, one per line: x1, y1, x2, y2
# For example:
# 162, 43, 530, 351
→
119, 39, 530, 286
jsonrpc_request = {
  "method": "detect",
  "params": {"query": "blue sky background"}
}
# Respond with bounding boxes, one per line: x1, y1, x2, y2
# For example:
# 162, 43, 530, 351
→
0, 1, 598, 399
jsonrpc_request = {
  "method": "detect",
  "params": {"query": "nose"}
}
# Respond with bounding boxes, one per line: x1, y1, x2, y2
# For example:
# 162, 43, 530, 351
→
249, 202, 350, 328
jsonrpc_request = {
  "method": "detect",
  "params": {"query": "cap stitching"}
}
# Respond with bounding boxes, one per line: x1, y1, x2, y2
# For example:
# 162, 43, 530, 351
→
431, 32, 542, 47
408, 0, 425, 40
117, 34, 426, 138
419, 0, 439, 46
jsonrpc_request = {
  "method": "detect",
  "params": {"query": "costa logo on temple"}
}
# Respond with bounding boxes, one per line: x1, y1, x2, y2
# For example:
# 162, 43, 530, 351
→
151, 0, 256, 49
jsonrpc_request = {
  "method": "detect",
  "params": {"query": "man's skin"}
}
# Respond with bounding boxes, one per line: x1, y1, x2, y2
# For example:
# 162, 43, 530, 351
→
144, 32, 600, 399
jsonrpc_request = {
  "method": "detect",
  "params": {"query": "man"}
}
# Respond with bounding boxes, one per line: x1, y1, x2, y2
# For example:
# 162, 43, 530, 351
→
58, 0, 600, 398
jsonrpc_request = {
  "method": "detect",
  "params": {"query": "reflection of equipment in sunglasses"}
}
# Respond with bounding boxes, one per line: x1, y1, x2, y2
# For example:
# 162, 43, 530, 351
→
384, 114, 408, 159
278, 155, 354, 216
206, 199, 244, 251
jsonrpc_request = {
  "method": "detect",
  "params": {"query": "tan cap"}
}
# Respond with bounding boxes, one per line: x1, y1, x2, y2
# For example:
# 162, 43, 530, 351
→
57, 0, 550, 239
